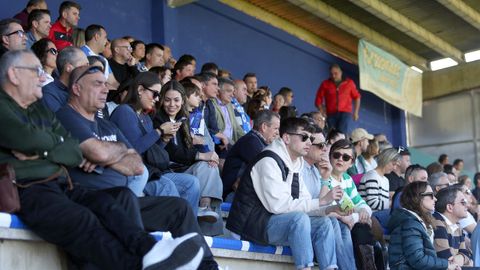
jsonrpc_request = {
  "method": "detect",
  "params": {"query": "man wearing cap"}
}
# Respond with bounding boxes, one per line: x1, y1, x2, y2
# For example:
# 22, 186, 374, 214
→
347, 128, 373, 175
315, 64, 361, 134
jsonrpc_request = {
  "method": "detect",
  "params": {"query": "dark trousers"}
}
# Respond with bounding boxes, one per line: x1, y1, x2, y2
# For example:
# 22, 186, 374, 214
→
327, 112, 352, 134
139, 196, 218, 270
17, 182, 157, 270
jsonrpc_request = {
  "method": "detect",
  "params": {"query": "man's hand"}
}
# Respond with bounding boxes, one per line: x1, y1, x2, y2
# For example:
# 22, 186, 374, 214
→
319, 185, 343, 205
353, 112, 359, 121
316, 159, 332, 180
79, 159, 97, 173
12, 150, 39, 161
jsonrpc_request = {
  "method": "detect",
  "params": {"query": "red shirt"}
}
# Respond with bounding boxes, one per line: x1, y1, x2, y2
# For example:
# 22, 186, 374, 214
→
314, 77, 360, 115
48, 21, 73, 51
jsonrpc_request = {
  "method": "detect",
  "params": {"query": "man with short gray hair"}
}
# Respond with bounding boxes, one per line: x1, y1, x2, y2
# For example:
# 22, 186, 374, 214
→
0, 49, 204, 270
429, 172, 450, 194
212, 77, 245, 145
221, 110, 280, 200
42, 46, 88, 112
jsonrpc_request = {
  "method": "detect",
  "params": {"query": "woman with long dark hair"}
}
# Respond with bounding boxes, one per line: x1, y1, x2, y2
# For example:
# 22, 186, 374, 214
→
388, 181, 460, 270
152, 80, 224, 229
109, 72, 205, 218
31, 38, 57, 86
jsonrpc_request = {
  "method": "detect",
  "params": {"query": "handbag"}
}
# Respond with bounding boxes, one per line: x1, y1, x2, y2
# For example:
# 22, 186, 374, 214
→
0, 163, 20, 213
0, 163, 73, 213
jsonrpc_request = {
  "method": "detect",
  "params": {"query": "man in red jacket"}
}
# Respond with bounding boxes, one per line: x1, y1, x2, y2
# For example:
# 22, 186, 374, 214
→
48, 1, 81, 51
315, 64, 361, 134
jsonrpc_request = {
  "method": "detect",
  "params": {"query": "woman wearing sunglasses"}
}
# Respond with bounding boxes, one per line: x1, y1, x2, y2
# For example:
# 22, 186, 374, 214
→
320, 139, 377, 269
389, 182, 461, 270
31, 38, 57, 86
109, 72, 203, 217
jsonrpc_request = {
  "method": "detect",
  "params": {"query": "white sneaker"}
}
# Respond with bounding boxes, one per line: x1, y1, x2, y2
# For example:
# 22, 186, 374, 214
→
142, 232, 204, 270
197, 206, 219, 223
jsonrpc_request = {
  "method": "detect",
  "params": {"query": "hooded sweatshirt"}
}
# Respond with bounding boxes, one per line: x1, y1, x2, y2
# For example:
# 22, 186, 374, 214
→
251, 138, 328, 215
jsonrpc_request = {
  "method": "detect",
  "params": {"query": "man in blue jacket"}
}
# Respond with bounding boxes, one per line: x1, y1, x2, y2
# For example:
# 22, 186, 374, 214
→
222, 110, 280, 200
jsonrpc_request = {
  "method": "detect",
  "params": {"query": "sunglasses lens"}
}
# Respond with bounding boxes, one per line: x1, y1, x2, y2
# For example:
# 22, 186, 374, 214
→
333, 152, 341, 159
301, 134, 309, 142
50, 48, 57, 55
342, 154, 351, 162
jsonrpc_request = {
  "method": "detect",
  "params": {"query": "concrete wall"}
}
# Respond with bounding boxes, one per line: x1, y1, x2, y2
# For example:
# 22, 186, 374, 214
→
0, 0, 406, 145
407, 89, 480, 173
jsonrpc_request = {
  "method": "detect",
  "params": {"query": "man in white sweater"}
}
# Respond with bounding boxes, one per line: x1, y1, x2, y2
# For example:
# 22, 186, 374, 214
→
227, 117, 343, 270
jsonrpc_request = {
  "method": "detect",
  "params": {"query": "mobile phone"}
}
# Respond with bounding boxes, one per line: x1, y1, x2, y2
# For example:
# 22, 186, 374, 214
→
178, 117, 187, 123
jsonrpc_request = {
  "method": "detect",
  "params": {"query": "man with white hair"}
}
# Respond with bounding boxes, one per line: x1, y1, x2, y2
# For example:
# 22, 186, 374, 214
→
0, 49, 204, 270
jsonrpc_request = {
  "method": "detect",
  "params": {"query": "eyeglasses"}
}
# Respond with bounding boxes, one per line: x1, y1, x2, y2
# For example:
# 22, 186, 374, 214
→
143, 86, 160, 99
74, 66, 104, 84
117, 45, 132, 51
287, 132, 314, 143
420, 192, 435, 200
332, 152, 353, 162
6, 30, 25, 38
453, 199, 468, 206
46, 48, 58, 55
14, 66, 46, 77
312, 142, 327, 149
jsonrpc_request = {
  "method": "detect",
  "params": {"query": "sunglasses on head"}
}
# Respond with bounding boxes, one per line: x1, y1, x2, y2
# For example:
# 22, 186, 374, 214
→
143, 86, 160, 98
420, 192, 434, 199
46, 48, 58, 55
74, 66, 104, 84
287, 132, 314, 143
332, 152, 353, 162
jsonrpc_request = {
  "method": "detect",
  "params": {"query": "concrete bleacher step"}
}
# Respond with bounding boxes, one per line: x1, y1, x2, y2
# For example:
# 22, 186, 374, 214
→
0, 212, 294, 270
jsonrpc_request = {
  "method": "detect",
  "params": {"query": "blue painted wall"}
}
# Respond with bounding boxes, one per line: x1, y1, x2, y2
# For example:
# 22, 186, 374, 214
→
0, 0, 406, 146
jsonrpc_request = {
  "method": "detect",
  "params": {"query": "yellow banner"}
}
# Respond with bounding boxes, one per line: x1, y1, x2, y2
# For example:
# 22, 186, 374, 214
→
358, 39, 422, 116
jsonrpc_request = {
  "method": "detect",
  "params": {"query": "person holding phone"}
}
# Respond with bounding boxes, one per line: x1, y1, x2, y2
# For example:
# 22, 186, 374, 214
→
109, 72, 216, 220
152, 80, 224, 234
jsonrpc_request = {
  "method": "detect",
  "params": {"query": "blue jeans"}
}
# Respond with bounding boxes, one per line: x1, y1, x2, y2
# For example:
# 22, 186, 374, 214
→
330, 217, 356, 270
266, 212, 337, 270
327, 112, 351, 134
125, 164, 149, 196
144, 173, 200, 216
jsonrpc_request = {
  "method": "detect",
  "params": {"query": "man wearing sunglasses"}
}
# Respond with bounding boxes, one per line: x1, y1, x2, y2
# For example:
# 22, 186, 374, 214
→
433, 186, 473, 267
0, 18, 27, 58
302, 126, 356, 269
42, 46, 88, 112
227, 117, 342, 270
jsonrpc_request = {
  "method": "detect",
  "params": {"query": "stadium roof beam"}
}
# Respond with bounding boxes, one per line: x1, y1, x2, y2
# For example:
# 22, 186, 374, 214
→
286, 0, 429, 70
437, 0, 480, 31
350, 0, 464, 63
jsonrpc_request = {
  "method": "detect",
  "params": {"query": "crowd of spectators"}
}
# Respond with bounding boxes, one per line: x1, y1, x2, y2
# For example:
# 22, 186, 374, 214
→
2, 1, 480, 270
